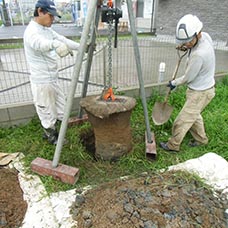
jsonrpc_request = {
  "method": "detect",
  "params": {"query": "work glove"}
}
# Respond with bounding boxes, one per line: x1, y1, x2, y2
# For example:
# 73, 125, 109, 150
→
53, 41, 73, 58
176, 45, 188, 52
167, 80, 176, 91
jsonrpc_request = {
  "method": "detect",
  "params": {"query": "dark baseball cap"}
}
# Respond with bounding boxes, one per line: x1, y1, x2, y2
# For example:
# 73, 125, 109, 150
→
35, 0, 61, 18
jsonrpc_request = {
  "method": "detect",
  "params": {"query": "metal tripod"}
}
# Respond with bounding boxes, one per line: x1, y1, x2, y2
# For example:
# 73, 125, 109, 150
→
52, 0, 156, 168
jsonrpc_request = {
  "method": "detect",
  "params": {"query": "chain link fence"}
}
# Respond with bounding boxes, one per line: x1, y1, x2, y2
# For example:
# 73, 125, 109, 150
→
0, 35, 228, 107
0, 0, 74, 26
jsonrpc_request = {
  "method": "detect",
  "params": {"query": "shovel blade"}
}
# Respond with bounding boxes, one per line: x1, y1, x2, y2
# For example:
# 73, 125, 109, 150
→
152, 101, 174, 125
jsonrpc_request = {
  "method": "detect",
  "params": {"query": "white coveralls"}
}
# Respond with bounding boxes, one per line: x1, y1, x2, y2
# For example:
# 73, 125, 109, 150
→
167, 32, 215, 151
23, 20, 79, 129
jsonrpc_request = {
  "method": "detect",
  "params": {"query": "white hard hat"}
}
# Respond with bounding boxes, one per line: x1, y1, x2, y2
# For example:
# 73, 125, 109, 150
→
176, 14, 203, 44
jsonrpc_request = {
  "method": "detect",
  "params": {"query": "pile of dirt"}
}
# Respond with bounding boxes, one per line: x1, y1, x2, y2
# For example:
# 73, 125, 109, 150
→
71, 171, 228, 228
0, 167, 27, 228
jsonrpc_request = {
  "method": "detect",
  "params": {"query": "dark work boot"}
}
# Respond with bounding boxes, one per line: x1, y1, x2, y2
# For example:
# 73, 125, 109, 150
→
160, 142, 178, 152
43, 128, 59, 145
188, 139, 206, 147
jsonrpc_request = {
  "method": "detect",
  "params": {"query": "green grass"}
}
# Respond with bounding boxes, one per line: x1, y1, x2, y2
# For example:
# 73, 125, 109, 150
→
1, 78, 228, 193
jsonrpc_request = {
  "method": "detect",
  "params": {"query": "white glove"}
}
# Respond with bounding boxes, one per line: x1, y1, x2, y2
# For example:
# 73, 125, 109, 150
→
52, 41, 73, 58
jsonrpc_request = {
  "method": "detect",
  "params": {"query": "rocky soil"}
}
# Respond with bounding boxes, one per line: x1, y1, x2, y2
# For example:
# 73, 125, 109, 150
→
71, 170, 228, 228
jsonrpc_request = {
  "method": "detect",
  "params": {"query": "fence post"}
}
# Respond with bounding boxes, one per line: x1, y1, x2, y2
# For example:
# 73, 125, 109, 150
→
150, 0, 158, 35
1, 0, 10, 26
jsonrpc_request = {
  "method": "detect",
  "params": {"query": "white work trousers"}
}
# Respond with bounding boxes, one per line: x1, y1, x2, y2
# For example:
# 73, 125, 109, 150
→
167, 87, 215, 151
31, 82, 66, 129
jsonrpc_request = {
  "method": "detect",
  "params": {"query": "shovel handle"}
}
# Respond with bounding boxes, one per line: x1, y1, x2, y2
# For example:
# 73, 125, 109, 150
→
172, 49, 188, 80
164, 49, 188, 102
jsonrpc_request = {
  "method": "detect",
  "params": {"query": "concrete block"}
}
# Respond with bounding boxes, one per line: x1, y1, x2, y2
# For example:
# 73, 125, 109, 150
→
31, 157, 80, 185
8, 103, 36, 121
68, 114, 88, 126
0, 108, 9, 122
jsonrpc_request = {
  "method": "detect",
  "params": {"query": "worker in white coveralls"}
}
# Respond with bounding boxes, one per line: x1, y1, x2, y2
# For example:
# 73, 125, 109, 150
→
160, 14, 215, 152
23, 0, 80, 144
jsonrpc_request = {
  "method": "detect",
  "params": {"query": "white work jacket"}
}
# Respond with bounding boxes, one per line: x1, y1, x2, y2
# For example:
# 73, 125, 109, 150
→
23, 20, 79, 84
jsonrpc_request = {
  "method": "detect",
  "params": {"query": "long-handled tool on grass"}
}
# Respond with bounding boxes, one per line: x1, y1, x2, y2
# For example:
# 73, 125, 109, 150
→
152, 49, 187, 125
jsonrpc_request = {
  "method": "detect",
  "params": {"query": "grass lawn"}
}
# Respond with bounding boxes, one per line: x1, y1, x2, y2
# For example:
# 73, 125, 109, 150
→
1, 77, 228, 193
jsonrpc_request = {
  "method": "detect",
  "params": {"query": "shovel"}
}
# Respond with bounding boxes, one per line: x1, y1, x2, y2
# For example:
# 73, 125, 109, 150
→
152, 49, 187, 125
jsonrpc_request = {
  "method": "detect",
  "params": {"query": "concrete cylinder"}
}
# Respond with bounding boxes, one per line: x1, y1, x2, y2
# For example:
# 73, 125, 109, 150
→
80, 95, 136, 161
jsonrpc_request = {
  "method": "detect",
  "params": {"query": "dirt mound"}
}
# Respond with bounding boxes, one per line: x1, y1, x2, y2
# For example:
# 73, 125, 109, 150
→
0, 168, 27, 228
71, 171, 228, 228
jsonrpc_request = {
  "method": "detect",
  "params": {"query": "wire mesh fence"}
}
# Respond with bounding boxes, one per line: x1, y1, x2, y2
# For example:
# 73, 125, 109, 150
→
0, 35, 228, 107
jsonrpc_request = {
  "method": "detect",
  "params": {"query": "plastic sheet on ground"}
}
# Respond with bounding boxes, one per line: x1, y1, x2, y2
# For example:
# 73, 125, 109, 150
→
168, 152, 228, 197
9, 154, 78, 228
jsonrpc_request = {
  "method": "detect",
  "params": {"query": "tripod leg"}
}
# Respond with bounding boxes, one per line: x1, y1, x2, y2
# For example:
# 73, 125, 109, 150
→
52, 0, 98, 168
78, 5, 101, 118
126, 0, 157, 158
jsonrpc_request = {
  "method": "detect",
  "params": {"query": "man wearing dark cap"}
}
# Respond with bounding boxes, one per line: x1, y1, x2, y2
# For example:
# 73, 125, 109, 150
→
23, 0, 80, 145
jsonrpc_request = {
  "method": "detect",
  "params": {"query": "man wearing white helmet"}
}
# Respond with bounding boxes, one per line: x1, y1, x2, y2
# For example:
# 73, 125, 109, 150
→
24, 0, 80, 145
160, 14, 215, 152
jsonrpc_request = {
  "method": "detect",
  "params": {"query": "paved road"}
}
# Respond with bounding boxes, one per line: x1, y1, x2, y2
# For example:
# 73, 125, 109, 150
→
0, 24, 83, 40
